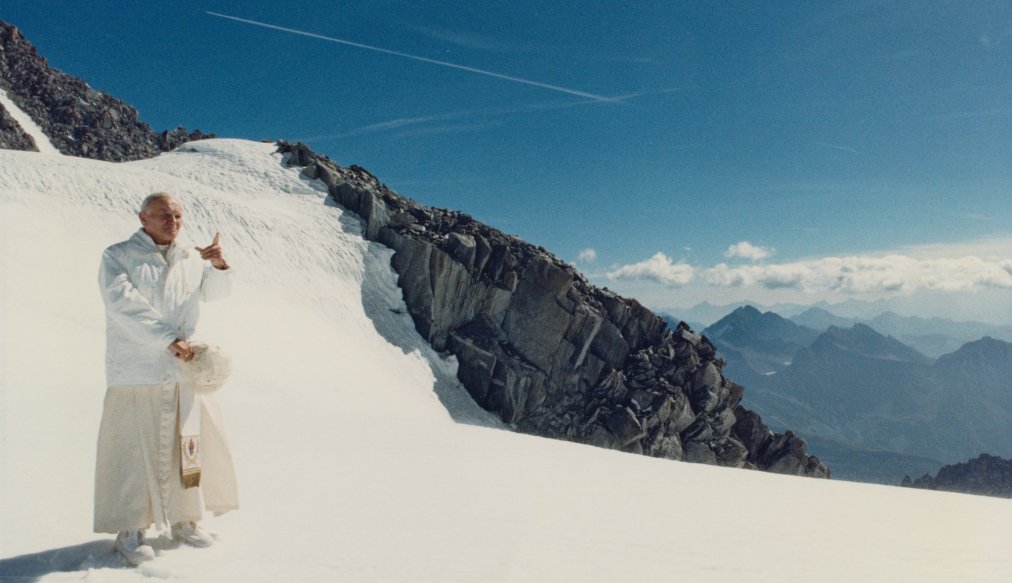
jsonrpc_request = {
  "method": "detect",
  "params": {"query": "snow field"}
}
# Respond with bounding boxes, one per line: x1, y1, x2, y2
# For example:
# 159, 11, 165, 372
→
0, 140, 1009, 582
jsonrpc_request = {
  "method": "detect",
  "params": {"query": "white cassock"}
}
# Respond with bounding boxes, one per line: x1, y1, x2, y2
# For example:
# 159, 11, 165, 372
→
94, 228, 238, 533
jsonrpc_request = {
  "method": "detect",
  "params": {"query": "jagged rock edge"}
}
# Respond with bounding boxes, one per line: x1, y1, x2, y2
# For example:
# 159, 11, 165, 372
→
0, 20, 214, 160
277, 141, 831, 479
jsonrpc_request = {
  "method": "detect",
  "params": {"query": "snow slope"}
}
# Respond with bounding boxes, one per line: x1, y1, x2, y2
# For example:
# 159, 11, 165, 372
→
0, 140, 1009, 582
0, 88, 60, 155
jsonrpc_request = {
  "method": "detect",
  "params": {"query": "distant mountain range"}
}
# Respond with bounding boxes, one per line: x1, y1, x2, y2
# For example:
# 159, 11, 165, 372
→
665, 301, 1012, 358
663, 299, 896, 327
699, 305, 1012, 484
791, 307, 1012, 358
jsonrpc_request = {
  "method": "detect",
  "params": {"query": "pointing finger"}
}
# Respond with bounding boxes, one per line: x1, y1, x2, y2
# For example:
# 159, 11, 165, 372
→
196, 237, 222, 253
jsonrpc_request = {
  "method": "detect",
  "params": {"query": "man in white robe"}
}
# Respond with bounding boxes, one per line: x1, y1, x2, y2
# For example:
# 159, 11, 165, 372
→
95, 193, 238, 565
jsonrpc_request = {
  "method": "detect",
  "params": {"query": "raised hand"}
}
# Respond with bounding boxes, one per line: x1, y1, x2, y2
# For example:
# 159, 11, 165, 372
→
195, 232, 228, 270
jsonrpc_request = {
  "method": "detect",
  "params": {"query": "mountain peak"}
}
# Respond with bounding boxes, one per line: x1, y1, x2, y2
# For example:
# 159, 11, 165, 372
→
702, 306, 820, 382
707, 305, 819, 344
732, 304, 763, 316
789, 306, 854, 332
932, 336, 1012, 383
0, 19, 213, 161
962, 335, 1009, 350
815, 324, 928, 364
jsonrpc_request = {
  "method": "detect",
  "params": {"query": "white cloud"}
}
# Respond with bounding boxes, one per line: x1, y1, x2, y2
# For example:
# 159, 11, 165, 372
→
606, 252, 695, 286
724, 241, 774, 262
577, 248, 597, 263
597, 239, 1012, 324
599, 238, 1012, 310
702, 255, 1012, 294
896, 236, 1012, 260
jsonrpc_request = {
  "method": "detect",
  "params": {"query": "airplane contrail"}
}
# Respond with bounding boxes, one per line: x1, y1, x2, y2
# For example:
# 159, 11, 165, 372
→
813, 141, 860, 154
206, 11, 616, 102
297, 98, 606, 141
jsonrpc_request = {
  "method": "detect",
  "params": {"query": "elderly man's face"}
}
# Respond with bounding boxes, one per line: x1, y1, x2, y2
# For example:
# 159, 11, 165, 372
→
139, 196, 183, 245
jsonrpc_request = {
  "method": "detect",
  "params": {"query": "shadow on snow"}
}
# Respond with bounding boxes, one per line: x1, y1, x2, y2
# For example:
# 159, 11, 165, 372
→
0, 539, 125, 581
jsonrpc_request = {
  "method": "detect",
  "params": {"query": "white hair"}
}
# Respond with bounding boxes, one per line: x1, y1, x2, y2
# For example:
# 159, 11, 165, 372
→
139, 192, 176, 213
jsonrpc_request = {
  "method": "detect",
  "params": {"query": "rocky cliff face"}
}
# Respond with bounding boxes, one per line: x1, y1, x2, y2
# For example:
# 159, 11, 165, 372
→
279, 142, 830, 478
0, 20, 211, 160
902, 454, 1012, 498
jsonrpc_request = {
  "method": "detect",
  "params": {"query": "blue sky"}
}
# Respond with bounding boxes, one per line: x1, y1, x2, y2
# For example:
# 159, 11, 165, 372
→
4, 1, 1011, 321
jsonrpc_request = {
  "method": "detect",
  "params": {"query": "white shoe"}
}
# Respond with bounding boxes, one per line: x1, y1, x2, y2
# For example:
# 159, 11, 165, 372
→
114, 530, 155, 566
171, 521, 214, 548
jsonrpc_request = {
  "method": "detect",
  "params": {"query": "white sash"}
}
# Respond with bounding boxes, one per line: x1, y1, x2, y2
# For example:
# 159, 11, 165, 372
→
178, 383, 202, 488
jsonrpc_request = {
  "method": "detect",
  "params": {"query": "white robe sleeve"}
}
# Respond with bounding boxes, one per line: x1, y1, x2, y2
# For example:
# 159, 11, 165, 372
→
200, 264, 233, 302
99, 249, 179, 348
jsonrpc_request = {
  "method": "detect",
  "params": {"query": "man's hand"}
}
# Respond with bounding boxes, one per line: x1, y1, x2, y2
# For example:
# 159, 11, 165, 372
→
195, 232, 228, 270
169, 339, 194, 362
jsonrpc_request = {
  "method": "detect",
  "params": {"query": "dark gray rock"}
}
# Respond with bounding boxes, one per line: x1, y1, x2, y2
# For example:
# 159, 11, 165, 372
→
0, 20, 213, 160
711, 409, 737, 437
487, 361, 532, 425
447, 332, 497, 404
683, 440, 718, 464
647, 428, 684, 460
690, 362, 722, 413
731, 406, 769, 454
447, 233, 477, 269
731, 406, 830, 477
276, 141, 831, 479
712, 438, 749, 467
667, 391, 696, 434
606, 407, 646, 447
902, 454, 1012, 498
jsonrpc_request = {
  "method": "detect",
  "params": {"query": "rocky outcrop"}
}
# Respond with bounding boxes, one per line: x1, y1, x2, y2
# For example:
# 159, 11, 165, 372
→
279, 141, 830, 478
902, 454, 1012, 498
732, 407, 830, 476
156, 127, 215, 152
0, 20, 212, 160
